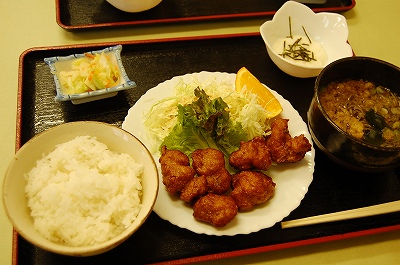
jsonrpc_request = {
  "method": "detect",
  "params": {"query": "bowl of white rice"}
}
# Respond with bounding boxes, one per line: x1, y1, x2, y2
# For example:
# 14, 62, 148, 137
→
2, 121, 159, 256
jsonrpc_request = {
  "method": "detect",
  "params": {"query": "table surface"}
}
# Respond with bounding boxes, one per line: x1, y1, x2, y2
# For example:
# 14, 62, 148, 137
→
1, 1, 400, 264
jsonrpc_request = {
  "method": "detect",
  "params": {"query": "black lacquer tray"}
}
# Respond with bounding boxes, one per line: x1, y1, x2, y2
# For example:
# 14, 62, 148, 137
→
15, 33, 400, 265
56, 0, 356, 30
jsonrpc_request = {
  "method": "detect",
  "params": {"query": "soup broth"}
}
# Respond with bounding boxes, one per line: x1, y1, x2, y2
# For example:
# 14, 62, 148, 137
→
319, 79, 400, 148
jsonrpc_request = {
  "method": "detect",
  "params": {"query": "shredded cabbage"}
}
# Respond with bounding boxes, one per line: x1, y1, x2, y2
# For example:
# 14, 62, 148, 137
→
58, 52, 120, 95
143, 76, 272, 153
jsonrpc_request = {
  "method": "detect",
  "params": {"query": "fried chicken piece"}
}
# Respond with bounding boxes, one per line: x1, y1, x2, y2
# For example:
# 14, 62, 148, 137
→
266, 118, 312, 163
180, 176, 208, 203
229, 136, 272, 171
193, 194, 238, 227
159, 146, 196, 195
191, 148, 231, 194
229, 118, 311, 169
205, 168, 231, 194
231, 170, 275, 211
191, 148, 225, 175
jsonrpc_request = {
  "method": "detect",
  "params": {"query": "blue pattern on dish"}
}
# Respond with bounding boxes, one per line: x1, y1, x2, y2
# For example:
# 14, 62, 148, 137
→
44, 45, 136, 104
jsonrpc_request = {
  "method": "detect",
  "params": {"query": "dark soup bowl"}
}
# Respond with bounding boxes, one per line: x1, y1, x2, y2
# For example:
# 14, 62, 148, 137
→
308, 57, 400, 172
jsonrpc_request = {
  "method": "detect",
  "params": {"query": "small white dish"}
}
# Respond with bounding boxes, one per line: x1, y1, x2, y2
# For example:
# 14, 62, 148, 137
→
260, 1, 353, 78
106, 0, 163, 13
44, 45, 136, 104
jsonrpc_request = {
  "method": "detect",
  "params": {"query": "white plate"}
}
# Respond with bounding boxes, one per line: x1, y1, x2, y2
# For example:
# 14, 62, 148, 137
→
122, 71, 315, 236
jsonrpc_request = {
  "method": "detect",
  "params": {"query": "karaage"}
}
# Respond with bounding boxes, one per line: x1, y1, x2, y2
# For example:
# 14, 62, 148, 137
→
231, 170, 276, 211
191, 148, 225, 175
266, 118, 312, 163
191, 148, 231, 194
159, 146, 196, 195
180, 175, 208, 203
193, 193, 238, 227
229, 136, 272, 170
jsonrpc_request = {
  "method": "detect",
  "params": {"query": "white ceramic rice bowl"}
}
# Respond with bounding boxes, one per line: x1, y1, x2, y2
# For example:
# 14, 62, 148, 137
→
2, 121, 158, 256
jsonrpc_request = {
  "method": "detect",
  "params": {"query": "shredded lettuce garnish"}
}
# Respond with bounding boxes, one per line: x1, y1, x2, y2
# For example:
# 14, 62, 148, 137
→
58, 52, 120, 95
143, 76, 272, 155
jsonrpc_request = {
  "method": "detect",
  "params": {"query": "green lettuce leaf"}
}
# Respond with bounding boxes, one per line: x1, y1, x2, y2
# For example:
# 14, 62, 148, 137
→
160, 87, 248, 158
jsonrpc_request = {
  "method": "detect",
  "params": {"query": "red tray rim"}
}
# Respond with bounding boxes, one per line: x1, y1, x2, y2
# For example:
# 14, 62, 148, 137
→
55, 0, 356, 30
12, 224, 400, 265
14, 32, 400, 265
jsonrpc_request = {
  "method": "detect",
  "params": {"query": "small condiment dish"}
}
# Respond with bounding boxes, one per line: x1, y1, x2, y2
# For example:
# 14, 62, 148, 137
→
3, 121, 159, 256
44, 45, 136, 104
106, 0, 163, 12
260, 1, 353, 78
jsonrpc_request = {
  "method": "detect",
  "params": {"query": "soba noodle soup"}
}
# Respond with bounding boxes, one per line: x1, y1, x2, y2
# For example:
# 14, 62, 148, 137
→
319, 79, 400, 148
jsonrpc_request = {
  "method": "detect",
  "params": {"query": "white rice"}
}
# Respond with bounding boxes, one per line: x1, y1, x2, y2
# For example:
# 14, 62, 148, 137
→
25, 135, 143, 247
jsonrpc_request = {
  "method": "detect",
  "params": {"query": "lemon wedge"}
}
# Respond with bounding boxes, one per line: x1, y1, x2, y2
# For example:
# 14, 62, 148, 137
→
235, 67, 283, 119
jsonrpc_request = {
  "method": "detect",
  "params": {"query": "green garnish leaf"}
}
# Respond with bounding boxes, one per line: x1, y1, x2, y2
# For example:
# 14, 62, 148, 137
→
365, 109, 390, 130
160, 87, 248, 158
